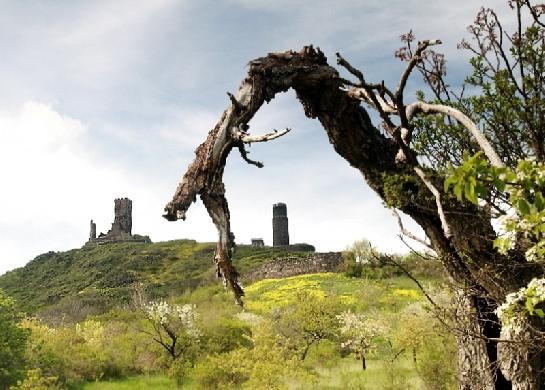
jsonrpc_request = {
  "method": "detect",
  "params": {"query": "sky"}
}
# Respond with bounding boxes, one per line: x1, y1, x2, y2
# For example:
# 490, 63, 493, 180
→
0, 0, 512, 275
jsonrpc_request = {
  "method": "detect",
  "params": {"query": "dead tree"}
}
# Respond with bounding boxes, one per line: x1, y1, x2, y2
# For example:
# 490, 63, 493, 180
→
163, 44, 545, 389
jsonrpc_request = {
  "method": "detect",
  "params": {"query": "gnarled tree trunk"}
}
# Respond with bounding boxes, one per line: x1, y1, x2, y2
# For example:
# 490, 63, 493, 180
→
164, 46, 544, 389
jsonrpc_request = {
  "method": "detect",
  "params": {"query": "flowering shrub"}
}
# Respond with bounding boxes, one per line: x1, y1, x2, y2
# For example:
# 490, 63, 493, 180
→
495, 278, 545, 337
145, 301, 200, 338
336, 310, 387, 370
445, 153, 545, 261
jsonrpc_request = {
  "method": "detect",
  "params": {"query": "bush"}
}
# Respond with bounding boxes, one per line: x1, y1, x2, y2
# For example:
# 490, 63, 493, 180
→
21, 316, 163, 387
201, 316, 252, 354
9, 369, 59, 390
416, 334, 457, 390
0, 289, 29, 389
191, 352, 248, 389
192, 321, 315, 389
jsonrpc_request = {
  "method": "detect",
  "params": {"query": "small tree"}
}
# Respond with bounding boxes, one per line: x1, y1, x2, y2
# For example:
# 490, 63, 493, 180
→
343, 239, 379, 277
336, 310, 387, 370
0, 289, 29, 390
275, 291, 343, 360
142, 300, 200, 360
140, 300, 201, 387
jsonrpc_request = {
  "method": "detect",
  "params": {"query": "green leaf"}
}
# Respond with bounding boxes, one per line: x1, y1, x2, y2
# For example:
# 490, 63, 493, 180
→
535, 192, 545, 211
444, 175, 457, 192
518, 198, 531, 216
535, 308, 545, 318
492, 178, 506, 192
453, 183, 463, 201
526, 298, 534, 315
465, 181, 478, 204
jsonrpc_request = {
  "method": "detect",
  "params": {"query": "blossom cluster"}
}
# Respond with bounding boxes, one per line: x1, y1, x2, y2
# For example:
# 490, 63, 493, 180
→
445, 154, 545, 262
336, 311, 387, 353
145, 301, 200, 338
75, 320, 104, 346
496, 278, 545, 337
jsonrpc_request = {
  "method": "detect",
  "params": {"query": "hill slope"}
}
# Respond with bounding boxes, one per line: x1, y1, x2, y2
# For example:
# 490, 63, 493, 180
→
0, 240, 312, 315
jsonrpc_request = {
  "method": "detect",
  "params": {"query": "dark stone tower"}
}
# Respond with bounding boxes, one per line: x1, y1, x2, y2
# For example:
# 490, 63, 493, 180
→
272, 203, 289, 246
113, 198, 132, 235
89, 220, 96, 240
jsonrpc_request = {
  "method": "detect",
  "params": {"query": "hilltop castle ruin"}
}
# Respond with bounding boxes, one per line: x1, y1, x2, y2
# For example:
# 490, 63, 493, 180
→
87, 198, 151, 245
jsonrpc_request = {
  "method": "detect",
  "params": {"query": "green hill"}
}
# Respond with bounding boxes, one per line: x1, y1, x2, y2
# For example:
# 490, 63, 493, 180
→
0, 240, 312, 316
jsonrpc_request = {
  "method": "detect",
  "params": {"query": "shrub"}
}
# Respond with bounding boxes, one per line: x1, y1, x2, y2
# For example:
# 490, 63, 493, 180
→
0, 289, 29, 389
9, 369, 59, 390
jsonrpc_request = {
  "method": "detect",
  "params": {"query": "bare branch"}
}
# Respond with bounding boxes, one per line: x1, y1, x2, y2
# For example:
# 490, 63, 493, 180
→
414, 167, 452, 239
236, 128, 291, 143
392, 209, 434, 250
342, 86, 397, 114
379, 252, 446, 323
524, 0, 545, 27
237, 144, 264, 168
395, 39, 442, 102
490, 9, 528, 98
336, 52, 365, 84
336, 52, 398, 133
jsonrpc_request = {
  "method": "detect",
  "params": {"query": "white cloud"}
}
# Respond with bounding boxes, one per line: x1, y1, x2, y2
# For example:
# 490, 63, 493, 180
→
159, 107, 218, 150
0, 102, 217, 274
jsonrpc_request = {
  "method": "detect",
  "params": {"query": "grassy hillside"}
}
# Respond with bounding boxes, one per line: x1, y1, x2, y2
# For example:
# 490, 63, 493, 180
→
0, 240, 312, 315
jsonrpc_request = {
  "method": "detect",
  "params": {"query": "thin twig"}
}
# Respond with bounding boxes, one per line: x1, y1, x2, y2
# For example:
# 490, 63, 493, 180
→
392, 209, 433, 250
414, 167, 452, 239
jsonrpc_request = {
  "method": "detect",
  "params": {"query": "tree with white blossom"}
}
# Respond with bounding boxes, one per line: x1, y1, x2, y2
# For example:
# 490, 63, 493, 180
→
141, 300, 200, 360
336, 310, 388, 370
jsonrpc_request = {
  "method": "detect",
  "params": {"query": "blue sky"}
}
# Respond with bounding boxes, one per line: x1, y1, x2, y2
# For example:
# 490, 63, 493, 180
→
0, 0, 510, 274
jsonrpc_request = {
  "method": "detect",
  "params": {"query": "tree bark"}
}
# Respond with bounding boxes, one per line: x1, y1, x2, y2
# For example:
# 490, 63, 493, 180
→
497, 320, 545, 390
361, 351, 367, 370
164, 46, 545, 389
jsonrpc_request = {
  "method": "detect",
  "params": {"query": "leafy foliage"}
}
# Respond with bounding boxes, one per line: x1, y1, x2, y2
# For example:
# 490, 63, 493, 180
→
0, 289, 29, 389
274, 291, 344, 360
9, 368, 59, 390
445, 153, 545, 260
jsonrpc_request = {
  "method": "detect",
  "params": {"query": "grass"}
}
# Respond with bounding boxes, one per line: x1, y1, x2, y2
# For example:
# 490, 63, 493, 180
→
76, 356, 423, 390
76, 375, 181, 390
0, 240, 310, 315
308, 355, 423, 389
243, 272, 428, 313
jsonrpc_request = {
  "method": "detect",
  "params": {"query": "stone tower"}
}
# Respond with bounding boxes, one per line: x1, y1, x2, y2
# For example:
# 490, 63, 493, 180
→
89, 220, 96, 240
272, 203, 289, 246
112, 198, 132, 236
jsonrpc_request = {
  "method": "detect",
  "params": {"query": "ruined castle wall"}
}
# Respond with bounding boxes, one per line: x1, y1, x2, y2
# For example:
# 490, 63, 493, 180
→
113, 198, 132, 235
243, 252, 343, 282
